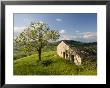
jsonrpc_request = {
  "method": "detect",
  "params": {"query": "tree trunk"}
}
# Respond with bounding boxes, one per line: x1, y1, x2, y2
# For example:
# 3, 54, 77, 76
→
38, 47, 42, 61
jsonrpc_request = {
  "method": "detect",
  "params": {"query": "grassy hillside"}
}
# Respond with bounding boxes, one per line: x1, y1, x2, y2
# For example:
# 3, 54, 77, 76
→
14, 51, 97, 75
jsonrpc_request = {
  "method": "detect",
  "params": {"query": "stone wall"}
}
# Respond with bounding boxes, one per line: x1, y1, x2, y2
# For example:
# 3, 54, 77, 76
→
57, 41, 81, 65
57, 41, 69, 58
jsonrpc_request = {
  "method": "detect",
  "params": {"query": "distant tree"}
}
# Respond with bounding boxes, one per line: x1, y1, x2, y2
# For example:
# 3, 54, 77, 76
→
15, 21, 60, 61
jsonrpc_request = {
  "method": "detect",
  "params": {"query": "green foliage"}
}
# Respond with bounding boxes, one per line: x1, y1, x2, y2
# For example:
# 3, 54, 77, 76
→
15, 21, 60, 52
13, 51, 34, 60
14, 51, 97, 75
14, 52, 27, 60
40, 59, 54, 66
14, 21, 60, 60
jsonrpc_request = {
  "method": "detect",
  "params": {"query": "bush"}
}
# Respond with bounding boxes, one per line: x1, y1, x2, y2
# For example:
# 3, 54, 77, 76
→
14, 52, 27, 60
40, 59, 54, 66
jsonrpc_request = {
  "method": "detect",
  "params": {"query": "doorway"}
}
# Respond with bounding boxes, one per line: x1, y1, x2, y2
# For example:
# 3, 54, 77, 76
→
71, 55, 74, 61
63, 52, 65, 58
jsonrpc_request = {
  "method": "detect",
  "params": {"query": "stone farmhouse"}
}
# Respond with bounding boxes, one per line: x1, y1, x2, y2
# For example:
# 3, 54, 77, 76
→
57, 40, 97, 65
57, 40, 81, 65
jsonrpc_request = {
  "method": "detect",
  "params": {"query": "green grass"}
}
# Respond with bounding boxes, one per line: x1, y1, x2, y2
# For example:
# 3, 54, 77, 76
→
14, 51, 97, 75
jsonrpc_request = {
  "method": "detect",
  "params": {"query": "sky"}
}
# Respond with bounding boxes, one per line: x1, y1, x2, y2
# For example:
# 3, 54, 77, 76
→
14, 13, 97, 42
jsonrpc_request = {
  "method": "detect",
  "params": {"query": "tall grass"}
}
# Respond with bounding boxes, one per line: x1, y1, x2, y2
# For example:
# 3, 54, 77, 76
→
14, 51, 97, 75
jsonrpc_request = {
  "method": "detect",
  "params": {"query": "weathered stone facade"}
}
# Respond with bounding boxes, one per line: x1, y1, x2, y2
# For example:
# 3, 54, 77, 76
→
57, 41, 81, 65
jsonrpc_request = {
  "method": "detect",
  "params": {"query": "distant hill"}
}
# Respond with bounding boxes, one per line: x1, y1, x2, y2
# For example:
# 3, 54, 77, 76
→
14, 40, 97, 60
53, 40, 97, 61
51, 40, 97, 46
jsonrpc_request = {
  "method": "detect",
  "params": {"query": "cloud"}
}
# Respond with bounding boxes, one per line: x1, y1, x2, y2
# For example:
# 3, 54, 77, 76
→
75, 30, 79, 33
82, 32, 96, 40
23, 18, 30, 22
14, 27, 26, 33
56, 18, 62, 22
59, 32, 97, 42
59, 35, 77, 40
83, 33, 96, 39
59, 29, 65, 34
14, 26, 26, 37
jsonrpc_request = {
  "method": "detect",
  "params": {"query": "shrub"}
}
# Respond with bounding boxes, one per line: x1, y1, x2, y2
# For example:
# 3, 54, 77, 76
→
14, 52, 27, 60
40, 59, 54, 66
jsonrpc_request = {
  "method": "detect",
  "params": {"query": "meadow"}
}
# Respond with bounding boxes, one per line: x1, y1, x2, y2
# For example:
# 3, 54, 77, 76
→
14, 50, 97, 75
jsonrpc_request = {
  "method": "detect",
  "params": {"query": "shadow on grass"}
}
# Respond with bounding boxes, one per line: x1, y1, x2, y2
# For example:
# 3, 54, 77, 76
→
37, 59, 54, 67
